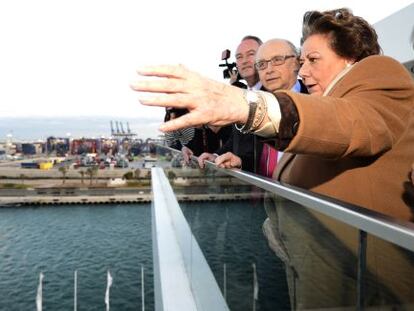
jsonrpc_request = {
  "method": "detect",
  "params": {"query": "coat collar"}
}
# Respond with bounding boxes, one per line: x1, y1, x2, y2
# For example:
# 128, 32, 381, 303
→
323, 63, 355, 96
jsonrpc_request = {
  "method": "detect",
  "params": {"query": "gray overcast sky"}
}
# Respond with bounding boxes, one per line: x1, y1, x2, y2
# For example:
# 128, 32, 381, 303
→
0, 0, 412, 121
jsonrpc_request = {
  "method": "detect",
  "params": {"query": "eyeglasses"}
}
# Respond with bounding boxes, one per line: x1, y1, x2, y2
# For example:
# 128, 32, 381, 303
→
255, 55, 296, 71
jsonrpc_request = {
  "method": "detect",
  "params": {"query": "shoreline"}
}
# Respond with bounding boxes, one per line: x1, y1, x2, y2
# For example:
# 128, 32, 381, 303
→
0, 165, 263, 206
0, 192, 262, 206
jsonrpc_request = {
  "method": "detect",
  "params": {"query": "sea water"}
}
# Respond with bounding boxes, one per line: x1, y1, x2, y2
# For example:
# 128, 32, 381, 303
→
0, 202, 289, 310
0, 204, 153, 311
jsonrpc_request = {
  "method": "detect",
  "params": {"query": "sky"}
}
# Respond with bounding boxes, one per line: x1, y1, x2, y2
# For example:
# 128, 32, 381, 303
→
0, 0, 412, 137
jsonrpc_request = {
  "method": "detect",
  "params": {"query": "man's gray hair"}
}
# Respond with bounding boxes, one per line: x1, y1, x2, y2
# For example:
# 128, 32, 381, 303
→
284, 39, 299, 57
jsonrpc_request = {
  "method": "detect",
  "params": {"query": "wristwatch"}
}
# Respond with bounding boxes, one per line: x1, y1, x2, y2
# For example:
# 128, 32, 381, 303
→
236, 90, 264, 134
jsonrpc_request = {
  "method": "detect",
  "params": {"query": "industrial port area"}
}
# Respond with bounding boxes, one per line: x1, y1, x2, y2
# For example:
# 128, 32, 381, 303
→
0, 121, 167, 205
0, 120, 253, 206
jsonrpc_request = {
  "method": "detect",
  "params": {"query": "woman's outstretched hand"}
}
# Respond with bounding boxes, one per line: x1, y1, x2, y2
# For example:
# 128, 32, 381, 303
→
131, 65, 248, 132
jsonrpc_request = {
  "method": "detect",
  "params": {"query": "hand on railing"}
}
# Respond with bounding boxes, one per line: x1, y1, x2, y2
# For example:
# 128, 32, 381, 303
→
198, 153, 218, 169
215, 152, 242, 169
181, 146, 194, 165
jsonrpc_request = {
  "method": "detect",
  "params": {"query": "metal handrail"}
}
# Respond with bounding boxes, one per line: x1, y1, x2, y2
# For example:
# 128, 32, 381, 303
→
159, 145, 414, 252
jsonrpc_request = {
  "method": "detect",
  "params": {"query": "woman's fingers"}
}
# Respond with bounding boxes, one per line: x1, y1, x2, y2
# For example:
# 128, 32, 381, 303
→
131, 78, 187, 94
159, 111, 205, 132
132, 64, 248, 131
215, 153, 229, 167
137, 93, 193, 108
215, 152, 241, 169
137, 64, 189, 79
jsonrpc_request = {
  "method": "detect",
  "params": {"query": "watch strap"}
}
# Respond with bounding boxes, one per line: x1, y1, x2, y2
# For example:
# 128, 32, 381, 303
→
235, 90, 258, 133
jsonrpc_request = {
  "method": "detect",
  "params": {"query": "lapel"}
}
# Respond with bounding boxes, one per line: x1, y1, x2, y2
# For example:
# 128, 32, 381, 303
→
273, 152, 295, 180
299, 79, 309, 94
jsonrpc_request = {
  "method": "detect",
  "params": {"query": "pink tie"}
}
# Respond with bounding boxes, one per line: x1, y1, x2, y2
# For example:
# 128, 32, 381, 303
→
259, 143, 278, 178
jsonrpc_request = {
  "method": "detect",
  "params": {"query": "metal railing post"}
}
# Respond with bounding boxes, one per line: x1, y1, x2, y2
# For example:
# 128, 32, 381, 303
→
357, 230, 367, 311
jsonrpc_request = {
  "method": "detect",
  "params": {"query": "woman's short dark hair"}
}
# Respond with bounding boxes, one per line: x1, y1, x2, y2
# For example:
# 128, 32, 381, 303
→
301, 8, 381, 61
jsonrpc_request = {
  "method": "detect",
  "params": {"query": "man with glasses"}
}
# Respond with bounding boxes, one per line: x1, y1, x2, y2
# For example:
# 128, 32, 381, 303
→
255, 39, 307, 94
255, 39, 307, 176
215, 39, 307, 176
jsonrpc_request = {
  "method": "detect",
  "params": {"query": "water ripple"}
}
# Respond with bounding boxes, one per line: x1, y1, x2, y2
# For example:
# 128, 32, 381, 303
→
0, 204, 153, 310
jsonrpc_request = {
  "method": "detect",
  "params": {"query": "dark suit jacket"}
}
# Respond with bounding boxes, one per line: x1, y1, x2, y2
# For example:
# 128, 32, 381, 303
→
216, 127, 263, 173
215, 84, 267, 173
186, 125, 232, 157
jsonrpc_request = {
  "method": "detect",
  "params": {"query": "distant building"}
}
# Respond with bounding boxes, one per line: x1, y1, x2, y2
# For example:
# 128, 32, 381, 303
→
100, 138, 118, 155
21, 143, 36, 155
47, 137, 70, 156
21, 143, 42, 155
71, 139, 100, 155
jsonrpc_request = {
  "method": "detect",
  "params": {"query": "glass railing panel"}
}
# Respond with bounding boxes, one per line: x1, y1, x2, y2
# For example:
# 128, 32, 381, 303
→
154, 146, 349, 310
363, 233, 414, 309
154, 145, 414, 310
181, 167, 363, 310
180, 189, 291, 310
152, 143, 291, 310
264, 198, 362, 310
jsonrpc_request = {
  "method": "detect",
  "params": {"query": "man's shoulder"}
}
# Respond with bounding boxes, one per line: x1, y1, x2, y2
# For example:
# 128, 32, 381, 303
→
232, 81, 247, 89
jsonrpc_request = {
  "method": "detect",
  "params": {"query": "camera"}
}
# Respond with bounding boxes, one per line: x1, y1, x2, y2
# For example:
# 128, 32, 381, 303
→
219, 49, 241, 80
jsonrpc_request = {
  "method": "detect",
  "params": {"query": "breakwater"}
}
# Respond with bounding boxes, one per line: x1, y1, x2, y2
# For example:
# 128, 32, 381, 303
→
0, 187, 263, 206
